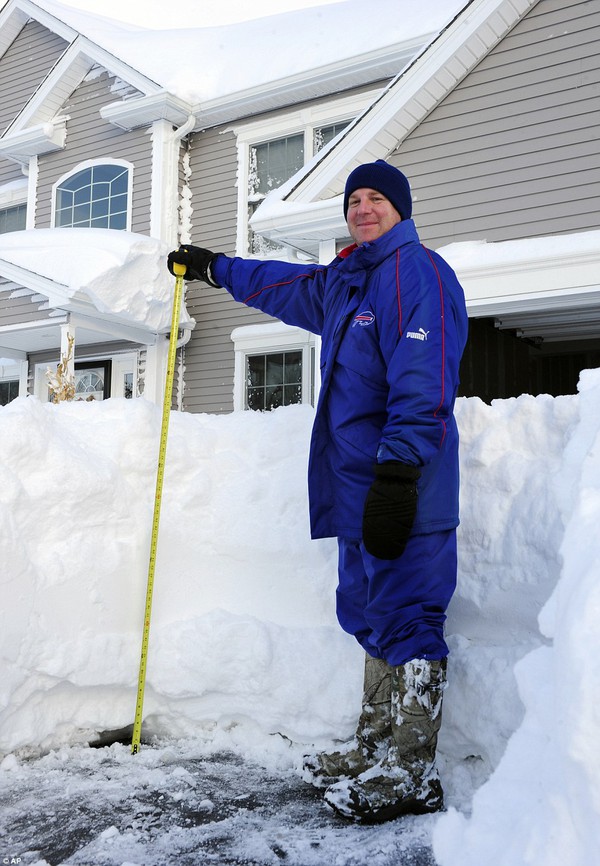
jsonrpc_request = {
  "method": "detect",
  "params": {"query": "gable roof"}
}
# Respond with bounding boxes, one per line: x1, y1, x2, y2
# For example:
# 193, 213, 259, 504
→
250, 0, 541, 256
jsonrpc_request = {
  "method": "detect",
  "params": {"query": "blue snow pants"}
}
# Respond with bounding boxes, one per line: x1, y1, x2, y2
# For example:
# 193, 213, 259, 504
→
336, 530, 457, 665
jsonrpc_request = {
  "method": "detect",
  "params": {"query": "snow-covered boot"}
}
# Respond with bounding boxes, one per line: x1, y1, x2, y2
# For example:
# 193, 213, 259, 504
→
323, 658, 447, 823
302, 653, 392, 788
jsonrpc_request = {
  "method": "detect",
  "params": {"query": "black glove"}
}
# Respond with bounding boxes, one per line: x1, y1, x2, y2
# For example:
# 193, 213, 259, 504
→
362, 462, 421, 560
167, 245, 221, 287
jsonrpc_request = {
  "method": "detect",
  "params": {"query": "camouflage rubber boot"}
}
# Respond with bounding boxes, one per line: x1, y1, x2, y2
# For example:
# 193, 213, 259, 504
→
323, 657, 447, 823
302, 653, 392, 788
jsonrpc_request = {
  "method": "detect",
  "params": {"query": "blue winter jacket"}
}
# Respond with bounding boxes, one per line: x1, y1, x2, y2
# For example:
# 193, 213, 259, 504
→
212, 219, 468, 540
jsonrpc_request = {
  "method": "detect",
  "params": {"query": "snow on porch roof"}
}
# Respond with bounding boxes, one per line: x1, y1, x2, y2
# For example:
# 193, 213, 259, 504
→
0, 228, 193, 335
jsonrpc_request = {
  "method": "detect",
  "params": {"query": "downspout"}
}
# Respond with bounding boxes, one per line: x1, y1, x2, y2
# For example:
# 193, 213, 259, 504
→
170, 114, 196, 345
170, 116, 196, 407
171, 114, 196, 144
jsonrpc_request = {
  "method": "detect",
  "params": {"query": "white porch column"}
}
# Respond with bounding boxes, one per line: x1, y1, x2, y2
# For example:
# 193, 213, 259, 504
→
150, 115, 195, 246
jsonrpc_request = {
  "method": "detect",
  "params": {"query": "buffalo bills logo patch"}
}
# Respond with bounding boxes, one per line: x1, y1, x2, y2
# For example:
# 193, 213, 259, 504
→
352, 310, 375, 328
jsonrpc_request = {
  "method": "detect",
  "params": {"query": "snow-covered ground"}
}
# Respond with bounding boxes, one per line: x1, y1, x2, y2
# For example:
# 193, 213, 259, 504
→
1, 370, 600, 864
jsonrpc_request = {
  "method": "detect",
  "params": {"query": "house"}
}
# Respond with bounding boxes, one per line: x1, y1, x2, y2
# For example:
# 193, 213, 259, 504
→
0, 0, 447, 407
0, 0, 598, 411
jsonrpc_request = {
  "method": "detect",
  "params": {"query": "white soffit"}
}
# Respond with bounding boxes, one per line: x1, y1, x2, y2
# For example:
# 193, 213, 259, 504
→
100, 91, 192, 130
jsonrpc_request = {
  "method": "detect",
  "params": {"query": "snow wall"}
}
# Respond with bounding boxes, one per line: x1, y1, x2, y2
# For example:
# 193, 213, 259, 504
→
1, 369, 600, 865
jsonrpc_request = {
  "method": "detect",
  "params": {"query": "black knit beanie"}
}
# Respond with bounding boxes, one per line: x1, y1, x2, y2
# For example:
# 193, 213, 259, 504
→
343, 160, 412, 221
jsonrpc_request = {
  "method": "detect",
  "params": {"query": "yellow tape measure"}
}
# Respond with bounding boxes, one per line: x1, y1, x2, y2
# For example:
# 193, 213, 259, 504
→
131, 261, 186, 754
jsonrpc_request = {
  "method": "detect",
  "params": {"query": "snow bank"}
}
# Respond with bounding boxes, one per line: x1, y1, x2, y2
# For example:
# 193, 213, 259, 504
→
0, 399, 350, 753
2, 369, 600, 865
434, 369, 600, 866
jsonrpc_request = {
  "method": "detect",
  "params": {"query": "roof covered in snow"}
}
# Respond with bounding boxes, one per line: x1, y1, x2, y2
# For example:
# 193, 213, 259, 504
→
28, 0, 468, 105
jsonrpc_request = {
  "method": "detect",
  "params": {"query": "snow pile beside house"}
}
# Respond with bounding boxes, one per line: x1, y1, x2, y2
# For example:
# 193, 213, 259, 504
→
1, 370, 600, 865
435, 368, 600, 866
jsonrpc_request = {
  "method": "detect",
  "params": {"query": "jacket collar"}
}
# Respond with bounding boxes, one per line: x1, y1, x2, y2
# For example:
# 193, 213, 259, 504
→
336, 219, 420, 274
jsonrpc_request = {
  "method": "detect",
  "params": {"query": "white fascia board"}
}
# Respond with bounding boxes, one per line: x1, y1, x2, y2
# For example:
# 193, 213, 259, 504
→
260, 0, 538, 233
251, 196, 346, 244
63, 37, 162, 96
0, 5, 33, 62
4, 47, 93, 134
191, 39, 429, 130
66, 311, 159, 346
439, 231, 600, 316
100, 91, 192, 131
0, 120, 67, 164
0, 258, 86, 309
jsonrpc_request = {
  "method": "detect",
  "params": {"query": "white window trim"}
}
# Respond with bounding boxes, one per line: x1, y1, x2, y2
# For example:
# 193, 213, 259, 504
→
0, 360, 28, 400
0, 176, 29, 233
231, 322, 315, 412
50, 158, 134, 230
231, 91, 377, 258
0, 177, 28, 209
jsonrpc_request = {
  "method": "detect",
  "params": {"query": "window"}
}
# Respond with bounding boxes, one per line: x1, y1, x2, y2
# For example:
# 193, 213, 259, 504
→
75, 362, 111, 401
0, 378, 19, 405
249, 135, 304, 255
54, 162, 131, 230
246, 350, 303, 411
234, 93, 376, 258
247, 125, 350, 256
313, 122, 349, 153
232, 322, 315, 411
0, 203, 26, 234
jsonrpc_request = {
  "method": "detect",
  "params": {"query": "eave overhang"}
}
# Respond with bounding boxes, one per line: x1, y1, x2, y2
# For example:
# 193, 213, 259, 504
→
0, 118, 67, 164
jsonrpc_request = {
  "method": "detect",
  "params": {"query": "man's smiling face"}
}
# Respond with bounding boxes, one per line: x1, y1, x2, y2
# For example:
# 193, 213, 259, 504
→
346, 187, 402, 245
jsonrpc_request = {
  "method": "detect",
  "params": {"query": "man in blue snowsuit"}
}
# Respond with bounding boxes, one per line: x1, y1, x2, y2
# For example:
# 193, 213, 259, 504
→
168, 160, 468, 824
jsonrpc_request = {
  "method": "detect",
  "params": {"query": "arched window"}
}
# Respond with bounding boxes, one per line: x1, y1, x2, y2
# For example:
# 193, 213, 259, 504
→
54, 162, 131, 229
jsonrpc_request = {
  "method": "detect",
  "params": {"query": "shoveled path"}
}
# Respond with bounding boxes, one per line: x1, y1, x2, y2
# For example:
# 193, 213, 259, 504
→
0, 738, 439, 866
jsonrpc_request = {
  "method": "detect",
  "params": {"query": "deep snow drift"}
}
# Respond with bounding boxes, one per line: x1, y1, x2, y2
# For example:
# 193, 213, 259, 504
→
1, 370, 600, 865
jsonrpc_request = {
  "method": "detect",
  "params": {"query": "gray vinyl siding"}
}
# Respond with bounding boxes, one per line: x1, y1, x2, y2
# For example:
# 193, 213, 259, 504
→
182, 126, 277, 414
0, 279, 57, 327
34, 70, 152, 233
0, 20, 68, 134
391, 0, 600, 249
0, 158, 22, 187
